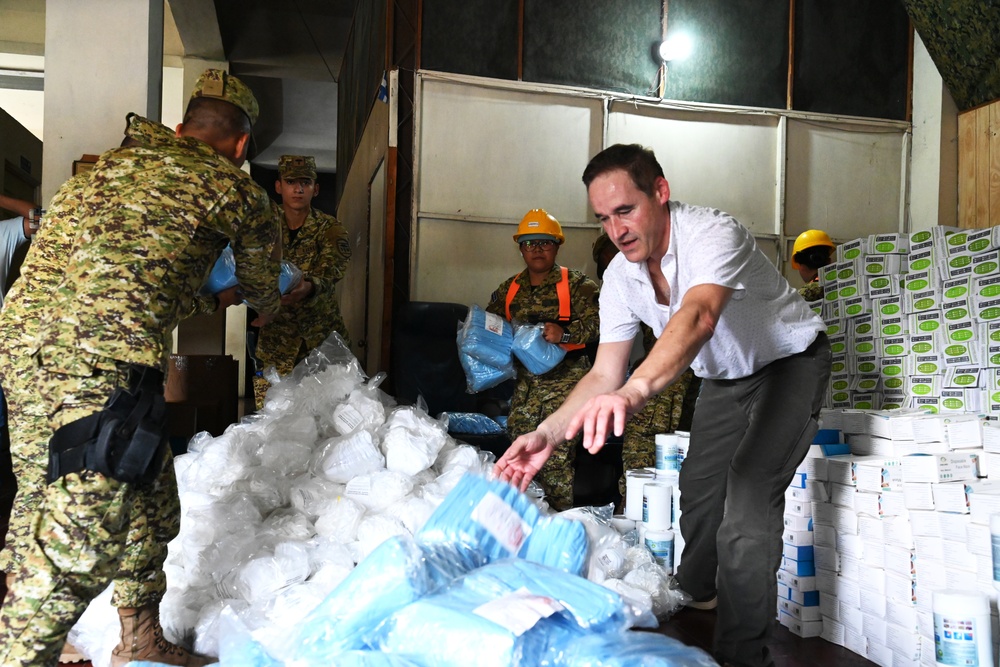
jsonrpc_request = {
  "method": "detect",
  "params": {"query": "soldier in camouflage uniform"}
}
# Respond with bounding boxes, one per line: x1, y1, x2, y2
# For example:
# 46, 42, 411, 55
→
791, 229, 835, 303
0, 71, 281, 667
486, 209, 600, 511
592, 233, 700, 495
252, 154, 351, 409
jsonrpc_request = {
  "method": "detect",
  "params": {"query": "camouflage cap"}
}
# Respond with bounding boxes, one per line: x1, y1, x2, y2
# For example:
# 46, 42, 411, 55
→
124, 112, 174, 147
279, 155, 317, 180
190, 69, 259, 126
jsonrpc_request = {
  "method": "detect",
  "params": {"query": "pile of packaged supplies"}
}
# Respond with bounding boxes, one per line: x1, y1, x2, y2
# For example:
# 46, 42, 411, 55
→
69, 334, 713, 666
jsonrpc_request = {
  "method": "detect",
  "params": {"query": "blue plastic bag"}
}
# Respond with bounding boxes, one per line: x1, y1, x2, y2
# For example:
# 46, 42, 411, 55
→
444, 412, 504, 435
512, 323, 566, 375
201, 245, 303, 296
458, 305, 513, 369
458, 348, 514, 393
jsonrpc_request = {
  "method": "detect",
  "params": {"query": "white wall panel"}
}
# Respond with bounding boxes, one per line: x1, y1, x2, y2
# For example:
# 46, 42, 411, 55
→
413, 217, 601, 307
607, 103, 781, 234
418, 77, 603, 224
785, 119, 904, 239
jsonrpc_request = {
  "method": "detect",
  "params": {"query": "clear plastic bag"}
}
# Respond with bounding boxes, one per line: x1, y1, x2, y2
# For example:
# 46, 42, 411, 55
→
512, 322, 567, 375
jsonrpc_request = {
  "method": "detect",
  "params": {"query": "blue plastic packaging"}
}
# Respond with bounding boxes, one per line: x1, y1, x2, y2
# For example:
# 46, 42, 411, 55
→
512, 323, 566, 375
458, 305, 513, 369
444, 412, 505, 435
201, 245, 302, 296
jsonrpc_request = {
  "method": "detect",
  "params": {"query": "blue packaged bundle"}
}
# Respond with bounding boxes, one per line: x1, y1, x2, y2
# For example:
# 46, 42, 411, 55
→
553, 630, 718, 666
512, 323, 566, 375
444, 412, 505, 435
459, 349, 515, 393
201, 245, 303, 296
372, 559, 627, 667
418, 473, 588, 576
285, 536, 484, 663
458, 305, 513, 369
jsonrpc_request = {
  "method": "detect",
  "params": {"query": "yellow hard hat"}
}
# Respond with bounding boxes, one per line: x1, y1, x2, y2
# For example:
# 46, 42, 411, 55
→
513, 209, 565, 245
791, 229, 834, 269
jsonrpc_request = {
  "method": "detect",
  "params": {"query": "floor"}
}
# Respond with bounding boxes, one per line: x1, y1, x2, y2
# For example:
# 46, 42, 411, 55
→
656, 606, 876, 666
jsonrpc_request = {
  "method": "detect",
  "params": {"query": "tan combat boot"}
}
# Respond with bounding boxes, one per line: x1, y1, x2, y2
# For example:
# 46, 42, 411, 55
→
110, 605, 213, 667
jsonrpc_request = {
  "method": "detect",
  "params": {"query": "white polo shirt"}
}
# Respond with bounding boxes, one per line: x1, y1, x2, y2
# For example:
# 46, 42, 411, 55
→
599, 201, 825, 380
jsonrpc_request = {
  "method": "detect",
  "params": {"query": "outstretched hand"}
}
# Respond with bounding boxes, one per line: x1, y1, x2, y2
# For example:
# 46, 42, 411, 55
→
493, 431, 556, 492
565, 385, 648, 453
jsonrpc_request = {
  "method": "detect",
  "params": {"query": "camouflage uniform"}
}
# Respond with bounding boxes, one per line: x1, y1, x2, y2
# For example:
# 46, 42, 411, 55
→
253, 202, 351, 407
486, 265, 600, 510
0, 116, 180, 577
798, 279, 823, 303
619, 324, 702, 494
0, 107, 281, 664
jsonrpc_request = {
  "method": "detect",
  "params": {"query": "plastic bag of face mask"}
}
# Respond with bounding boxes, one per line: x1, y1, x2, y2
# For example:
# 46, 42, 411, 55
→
551, 629, 718, 667
441, 411, 505, 435
288, 474, 345, 518
331, 387, 387, 435
313, 428, 385, 483
344, 469, 414, 512
459, 347, 515, 393
458, 304, 514, 368
314, 495, 366, 543
512, 322, 567, 375
278, 259, 303, 294
356, 513, 412, 560
66, 583, 117, 667
380, 406, 451, 476
201, 245, 238, 295
560, 505, 631, 583
434, 441, 492, 476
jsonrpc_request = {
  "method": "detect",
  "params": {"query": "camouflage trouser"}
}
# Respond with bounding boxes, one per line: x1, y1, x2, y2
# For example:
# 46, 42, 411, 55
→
0, 351, 180, 667
506, 360, 590, 512
619, 369, 702, 496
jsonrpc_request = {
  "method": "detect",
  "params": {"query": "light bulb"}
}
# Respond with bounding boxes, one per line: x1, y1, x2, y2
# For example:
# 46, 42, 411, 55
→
659, 34, 693, 62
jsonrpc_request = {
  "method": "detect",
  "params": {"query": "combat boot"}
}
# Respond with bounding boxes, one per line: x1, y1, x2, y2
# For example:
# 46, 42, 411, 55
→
110, 605, 212, 667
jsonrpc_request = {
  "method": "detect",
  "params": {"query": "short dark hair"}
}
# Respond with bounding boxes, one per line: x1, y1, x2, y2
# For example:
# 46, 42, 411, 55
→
793, 245, 834, 270
182, 96, 251, 142
582, 143, 664, 197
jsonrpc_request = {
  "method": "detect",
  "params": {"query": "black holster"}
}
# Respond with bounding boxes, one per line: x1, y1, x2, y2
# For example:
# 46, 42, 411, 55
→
47, 364, 167, 485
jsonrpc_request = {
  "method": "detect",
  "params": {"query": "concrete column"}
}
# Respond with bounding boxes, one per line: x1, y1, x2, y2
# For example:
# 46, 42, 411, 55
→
910, 33, 958, 232
42, 0, 163, 202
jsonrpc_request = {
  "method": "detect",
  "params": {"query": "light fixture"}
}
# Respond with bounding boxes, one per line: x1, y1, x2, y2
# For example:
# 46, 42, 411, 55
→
659, 33, 693, 62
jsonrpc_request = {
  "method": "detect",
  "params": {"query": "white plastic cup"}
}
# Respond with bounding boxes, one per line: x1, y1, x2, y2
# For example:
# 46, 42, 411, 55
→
655, 434, 680, 472
932, 590, 993, 667
644, 528, 675, 573
625, 469, 655, 521
642, 482, 672, 531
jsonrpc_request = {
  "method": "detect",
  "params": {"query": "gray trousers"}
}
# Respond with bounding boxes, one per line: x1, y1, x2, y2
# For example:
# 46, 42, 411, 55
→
675, 333, 831, 667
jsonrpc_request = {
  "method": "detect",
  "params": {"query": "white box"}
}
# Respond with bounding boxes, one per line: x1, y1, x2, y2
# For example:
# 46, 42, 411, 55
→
884, 571, 917, 606
820, 593, 840, 620
902, 482, 935, 510
860, 586, 887, 617
933, 479, 1000, 514
844, 626, 868, 656
855, 457, 904, 492
883, 516, 915, 549
907, 510, 941, 537
778, 598, 822, 622
814, 524, 837, 547
886, 599, 918, 631
782, 527, 814, 546
863, 612, 888, 645
821, 616, 845, 645
885, 622, 921, 661
902, 452, 980, 483
840, 602, 864, 633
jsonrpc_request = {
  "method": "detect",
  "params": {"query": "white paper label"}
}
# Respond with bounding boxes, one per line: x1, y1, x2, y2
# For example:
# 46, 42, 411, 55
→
473, 588, 563, 636
484, 311, 505, 336
471, 491, 530, 554
345, 477, 372, 498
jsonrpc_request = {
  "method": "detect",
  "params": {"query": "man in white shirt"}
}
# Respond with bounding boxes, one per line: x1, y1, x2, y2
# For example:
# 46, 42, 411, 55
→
495, 143, 831, 667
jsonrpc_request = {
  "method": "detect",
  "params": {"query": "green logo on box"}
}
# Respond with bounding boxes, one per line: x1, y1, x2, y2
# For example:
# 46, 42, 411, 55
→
845, 248, 861, 259
832, 380, 849, 391
911, 259, 931, 271
981, 307, 1000, 320
840, 286, 858, 298
945, 286, 967, 298
882, 324, 902, 336
992, 354, 1000, 366
833, 391, 850, 401
846, 304, 862, 315
831, 342, 845, 353
945, 308, 968, 320
918, 320, 940, 332
907, 279, 929, 291
827, 324, 841, 335
948, 234, 967, 246
838, 269, 854, 280
881, 304, 900, 315
859, 380, 877, 391
855, 400, 873, 409
983, 285, 1000, 297
993, 391, 1000, 402
955, 375, 975, 386
943, 398, 964, 409
918, 362, 939, 374
970, 239, 990, 252
871, 277, 889, 289
945, 344, 967, 355
885, 344, 904, 355
857, 323, 872, 334
951, 255, 971, 268
912, 342, 932, 353
951, 330, 973, 341
912, 231, 931, 243
884, 376, 903, 386
975, 261, 999, 275
912, 384, 932, 395
858, 362, 876, 373
915, 298, 935, 310
832, 361, 845, 373
876, 242, 894, 252
867, 264, 884, 274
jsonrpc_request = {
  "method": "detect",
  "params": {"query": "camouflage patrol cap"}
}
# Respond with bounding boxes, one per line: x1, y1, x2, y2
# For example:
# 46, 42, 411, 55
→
124, 112, 174, 146
190, 69, 259, 126
279, 155, 317, 180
